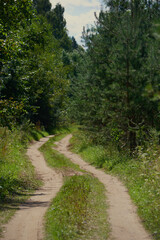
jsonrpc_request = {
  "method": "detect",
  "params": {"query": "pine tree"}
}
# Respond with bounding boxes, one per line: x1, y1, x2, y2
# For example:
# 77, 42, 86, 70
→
33, 0, 51, 15
71, 37, 78, 50
70, 0, 160, 151
46, 3, 72, 50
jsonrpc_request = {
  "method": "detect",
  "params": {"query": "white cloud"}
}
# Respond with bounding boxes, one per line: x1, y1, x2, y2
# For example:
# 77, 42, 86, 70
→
50, 0, 101, 45
50, 0, 100, 8
65, 9, 98, 44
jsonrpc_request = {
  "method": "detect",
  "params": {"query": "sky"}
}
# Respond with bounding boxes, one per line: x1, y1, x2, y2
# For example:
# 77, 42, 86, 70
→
50, 0, 103, 45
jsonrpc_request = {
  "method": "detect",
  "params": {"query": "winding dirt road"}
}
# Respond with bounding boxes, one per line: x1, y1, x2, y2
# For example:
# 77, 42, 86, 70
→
1, 134, 153, 240
55, 134, 152, 240
0, 136, 63, 240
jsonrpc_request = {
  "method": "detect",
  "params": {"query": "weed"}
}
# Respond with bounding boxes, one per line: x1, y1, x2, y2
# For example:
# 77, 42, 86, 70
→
45, 175, 109, 240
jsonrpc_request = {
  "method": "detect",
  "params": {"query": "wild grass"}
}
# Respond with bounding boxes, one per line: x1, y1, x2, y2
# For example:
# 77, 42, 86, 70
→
0, 127, 45, 235
111, 145, 160, 240
71, 130, 160, 240
45, 175, 109, 240
0, 128, 41, 201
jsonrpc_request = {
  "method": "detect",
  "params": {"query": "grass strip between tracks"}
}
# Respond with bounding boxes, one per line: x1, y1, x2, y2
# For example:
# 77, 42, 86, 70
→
45, 175, 109, 240
40, 132, 110, 240
39, 133, 83, 173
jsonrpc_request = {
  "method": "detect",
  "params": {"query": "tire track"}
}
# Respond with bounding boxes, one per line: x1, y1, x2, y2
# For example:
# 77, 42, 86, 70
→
55, 134, 152, 240
1, 136, 63, 240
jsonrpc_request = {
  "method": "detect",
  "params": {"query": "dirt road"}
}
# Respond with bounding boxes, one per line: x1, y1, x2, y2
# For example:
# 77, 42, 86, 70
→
1, 134, 152, 240
0, 136, 63, 240
55, 134, 152, 240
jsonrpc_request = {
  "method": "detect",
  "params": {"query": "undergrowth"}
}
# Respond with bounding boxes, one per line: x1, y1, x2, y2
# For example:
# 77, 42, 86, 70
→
71, 130, 160, 240
45, 175, 109, 240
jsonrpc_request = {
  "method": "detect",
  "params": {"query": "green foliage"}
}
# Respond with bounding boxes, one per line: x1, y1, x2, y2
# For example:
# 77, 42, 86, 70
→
69, 0, 160, 152
33, 0, 52, 15
70, 130, 127, 170
0, 0, 79, 130
21, 122, 49, 142
71, 37, 78, 50
33, 0, 73, 51
0, 2, 69, 130
0, 0, 33, 31
0, 99, 26, 129
45, 175, 109, 240
46, 3, 72, 51
111, 148, 160, 239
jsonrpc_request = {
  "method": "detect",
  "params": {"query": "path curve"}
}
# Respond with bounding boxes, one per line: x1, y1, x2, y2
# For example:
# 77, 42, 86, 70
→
55, 134, 152, 240
0, 136, 63, 240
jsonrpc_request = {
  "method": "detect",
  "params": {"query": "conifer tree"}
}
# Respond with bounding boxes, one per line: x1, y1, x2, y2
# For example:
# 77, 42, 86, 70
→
70, 0, 160, 151
33, 0, 51, 15
46, 3, 72, 50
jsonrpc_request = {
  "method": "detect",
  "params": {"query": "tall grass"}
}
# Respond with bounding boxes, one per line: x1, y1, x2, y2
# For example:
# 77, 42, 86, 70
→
0, 127, 47, 235
0, 128, 41, 202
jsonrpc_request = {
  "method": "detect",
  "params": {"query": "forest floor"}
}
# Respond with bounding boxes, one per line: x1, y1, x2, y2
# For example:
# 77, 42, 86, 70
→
0, 134, 152, 240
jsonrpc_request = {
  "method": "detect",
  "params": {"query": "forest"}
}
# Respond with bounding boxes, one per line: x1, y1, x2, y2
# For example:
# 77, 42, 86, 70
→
1, 0, 160, 149
0, 0, 160, 239
0, 0, 78, 131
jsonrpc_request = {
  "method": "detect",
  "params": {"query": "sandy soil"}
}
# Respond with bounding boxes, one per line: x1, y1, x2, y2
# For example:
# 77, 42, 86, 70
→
55, 134, 153, 240
0, 136, 63, 240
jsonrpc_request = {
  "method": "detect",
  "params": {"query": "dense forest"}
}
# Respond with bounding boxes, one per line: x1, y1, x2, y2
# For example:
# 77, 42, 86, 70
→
69, 0, 160, 153
0, 0, 79, 131
1, 0, 160, 154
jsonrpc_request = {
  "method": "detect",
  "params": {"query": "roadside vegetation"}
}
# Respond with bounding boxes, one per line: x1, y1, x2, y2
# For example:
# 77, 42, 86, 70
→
0, 126, 48, 235
70, 130, 160, 240
66, 1, 160, 239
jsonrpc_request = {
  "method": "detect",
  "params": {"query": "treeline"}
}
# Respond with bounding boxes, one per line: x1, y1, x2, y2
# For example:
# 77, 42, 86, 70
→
1, 0, 160, 152
0, 0, 79, 131
69, 0, 160, 153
